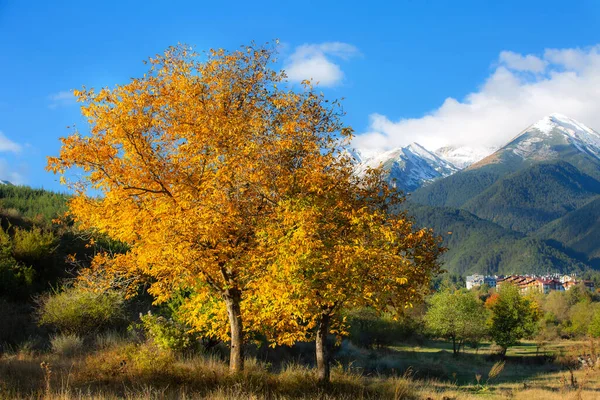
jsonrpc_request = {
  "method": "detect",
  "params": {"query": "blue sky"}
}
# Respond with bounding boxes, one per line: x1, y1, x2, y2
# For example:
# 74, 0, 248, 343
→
1, 0, 600, 190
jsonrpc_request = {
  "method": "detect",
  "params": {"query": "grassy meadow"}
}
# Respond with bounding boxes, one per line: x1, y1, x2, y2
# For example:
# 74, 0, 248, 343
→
1, 335, 599, 399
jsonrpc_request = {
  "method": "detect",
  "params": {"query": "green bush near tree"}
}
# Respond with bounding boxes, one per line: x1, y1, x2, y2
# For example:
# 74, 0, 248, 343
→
137, 311, 197, 352
37, 286, 126, 335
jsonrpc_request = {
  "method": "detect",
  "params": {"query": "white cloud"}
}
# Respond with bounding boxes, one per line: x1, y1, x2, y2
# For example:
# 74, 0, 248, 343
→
284, 42, 359, 87
0, 131, 22, 153
48, 90, 76, 109
354, 45, 600, 152
498, 51, 547, 73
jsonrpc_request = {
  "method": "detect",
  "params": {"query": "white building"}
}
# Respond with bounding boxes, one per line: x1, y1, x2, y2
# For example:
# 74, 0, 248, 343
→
466, 274, 484, 290
466, 274, 497, 290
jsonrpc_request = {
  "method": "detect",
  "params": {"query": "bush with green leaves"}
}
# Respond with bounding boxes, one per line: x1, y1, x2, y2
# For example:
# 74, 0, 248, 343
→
588, 309, 600, 338
37, 286, 126, 335
0, 227, 35, 299
12, 226, 57, 262
137, 311, 196, 352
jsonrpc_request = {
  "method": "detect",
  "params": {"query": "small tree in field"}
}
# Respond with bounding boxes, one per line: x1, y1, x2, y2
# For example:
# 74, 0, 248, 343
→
489, 284, 540, 356
424, 289, 488, 355
47, 43, 354, 373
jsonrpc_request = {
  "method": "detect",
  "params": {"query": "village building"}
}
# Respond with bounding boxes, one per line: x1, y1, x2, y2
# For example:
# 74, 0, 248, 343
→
491, 274, 594, 294
466, 274, 498, 290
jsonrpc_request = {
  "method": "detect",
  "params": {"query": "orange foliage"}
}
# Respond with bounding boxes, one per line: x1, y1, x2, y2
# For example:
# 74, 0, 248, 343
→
47, 43, 443, 373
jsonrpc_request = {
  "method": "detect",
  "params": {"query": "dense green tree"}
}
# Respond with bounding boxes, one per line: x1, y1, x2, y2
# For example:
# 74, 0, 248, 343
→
543, 290, 570, 323
588, 309, 600, 338
424, 289, 488, 354
489, 284, 540, 356
564, 301, 598, 337
565, 282, 593, 306
0, 184, 67, 224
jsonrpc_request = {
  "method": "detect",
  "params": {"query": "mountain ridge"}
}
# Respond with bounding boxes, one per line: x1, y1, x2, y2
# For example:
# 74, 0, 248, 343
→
353, 142, 459, 193
404, 114, 600, 275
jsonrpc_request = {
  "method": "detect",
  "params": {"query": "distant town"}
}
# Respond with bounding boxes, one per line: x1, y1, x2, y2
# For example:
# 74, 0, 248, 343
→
466, 273, 595, 294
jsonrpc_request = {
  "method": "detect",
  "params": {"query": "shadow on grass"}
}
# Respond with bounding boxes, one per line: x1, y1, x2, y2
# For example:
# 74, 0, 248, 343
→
332, 340, 564, 386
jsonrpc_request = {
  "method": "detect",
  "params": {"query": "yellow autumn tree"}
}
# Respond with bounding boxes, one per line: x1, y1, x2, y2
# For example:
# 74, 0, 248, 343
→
46, 43, 353, 372
258, 166, 444, 382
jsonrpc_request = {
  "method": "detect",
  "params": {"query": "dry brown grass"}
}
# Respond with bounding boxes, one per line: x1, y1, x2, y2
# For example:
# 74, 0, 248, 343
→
0, 341, 418, 399
2, 339, 600, 399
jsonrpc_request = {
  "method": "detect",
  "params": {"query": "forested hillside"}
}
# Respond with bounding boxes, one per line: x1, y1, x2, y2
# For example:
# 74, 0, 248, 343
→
407, 115, 600, 275
536, 195, 600, 266
462, 161, 600, 233
404, 203, 588, 275
0, 184, 68, 224
0, 185, 86, 300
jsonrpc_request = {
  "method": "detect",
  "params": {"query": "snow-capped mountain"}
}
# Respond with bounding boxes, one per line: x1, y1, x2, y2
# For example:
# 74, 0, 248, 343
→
353, 143, 459, 192
471, 113, 600, 169
435, 146, 496, 169
513, 113, 600, 160
352, 114, 600, 194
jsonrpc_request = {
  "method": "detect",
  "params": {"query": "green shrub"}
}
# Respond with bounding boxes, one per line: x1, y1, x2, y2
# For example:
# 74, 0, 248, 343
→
0, 227, 35, 299
50, 333, 85, 357
588, 309, 600, 338
37, 286, 126, 335
12, 227, 57, 262
138, 311, 195, 352
0, 258, 34, 299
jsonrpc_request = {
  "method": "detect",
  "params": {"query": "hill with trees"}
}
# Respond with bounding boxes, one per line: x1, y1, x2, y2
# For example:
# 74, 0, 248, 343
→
404, 203, 588, 275
536, 195, 600, 266
406, 115, 600, 275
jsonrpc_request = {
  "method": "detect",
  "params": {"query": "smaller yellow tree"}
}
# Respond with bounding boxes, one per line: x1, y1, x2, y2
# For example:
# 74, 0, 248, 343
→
259, 165, 444, 383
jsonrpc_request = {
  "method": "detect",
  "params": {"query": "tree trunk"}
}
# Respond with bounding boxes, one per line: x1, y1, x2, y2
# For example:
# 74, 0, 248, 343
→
225, 289, 244, 373
452, 335, 457, 355
316, 312, 331, 384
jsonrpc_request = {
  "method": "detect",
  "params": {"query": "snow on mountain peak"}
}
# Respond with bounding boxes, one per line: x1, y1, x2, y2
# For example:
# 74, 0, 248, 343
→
351, 142, 459, 192
435, 146, 496, 169
524, 114, 600, 159
532, 114, 598, 137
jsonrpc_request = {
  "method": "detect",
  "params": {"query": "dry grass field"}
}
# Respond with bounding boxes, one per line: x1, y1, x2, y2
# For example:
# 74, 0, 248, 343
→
1, 336, 599, 399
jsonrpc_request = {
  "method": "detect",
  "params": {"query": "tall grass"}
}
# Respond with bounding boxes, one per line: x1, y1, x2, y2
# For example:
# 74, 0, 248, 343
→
50, 334, 85, 358
2, 338, 600, 399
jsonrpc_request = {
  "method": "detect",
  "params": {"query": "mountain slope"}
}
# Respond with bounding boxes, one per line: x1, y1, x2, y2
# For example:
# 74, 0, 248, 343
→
354, 143, 458, 192
469, 113, 600, 179
412, 114, 600, 208
409, 167, 502, 208
404, 114, 600, 275
536, 195, 600, 264
404, 203, 589, 275
462, 161, 600, 233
